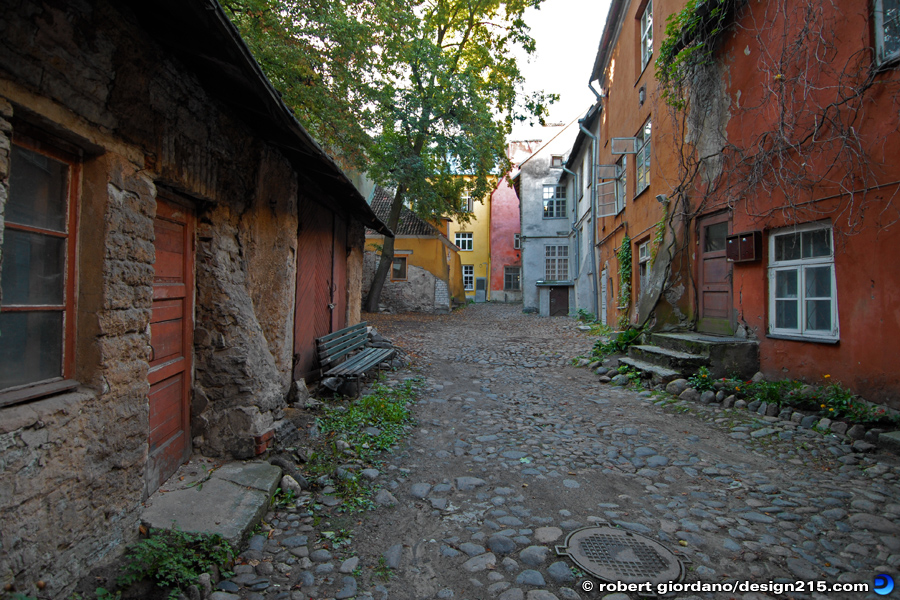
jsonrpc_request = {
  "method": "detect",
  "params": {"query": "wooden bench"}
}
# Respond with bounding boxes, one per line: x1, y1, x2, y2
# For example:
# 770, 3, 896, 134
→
316, 321, 394, 379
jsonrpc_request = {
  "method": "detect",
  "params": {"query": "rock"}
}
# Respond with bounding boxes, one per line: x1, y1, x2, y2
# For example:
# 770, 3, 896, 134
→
280, 475, 304, 497
519, 546, 550, 566
456, 476, 487, 491
533, 527, 563, 543
734, 399, 747, 409
751, 371, 766, 383
216, 581, 240, 593
310, 549, 332, 562
723, 395, 736, 408
499, 589, 525, 600
361, 468, 380, 480
488, 535, 517, 555
610, 374, 629, 386
800, 415, 818, 429
461, 552, 497, 572
547, 561, 575, 582
598, 376, 611, 383
666, 379, 689, 395
830, 421, 848, 436
699, 390, 716, 404
786, 557, 819, 579
852, 440, 876, 453
384, 544, 403, 569
526, 592, 560, 600
459, 542, 486, 557
374, 489, 399, 506
210, 593, 241, 600
281, 535, 308, 548
595, 367, 609, 376
340, 557, 359, 574
849, 513, 900, 534
679, 388, 700, 402
516, 570, 546, 586
747, 400, 761, 413
818, 418, 832, 431
847, 423, 866, 439
335, 577, 357, 599
409, 483, 431, 498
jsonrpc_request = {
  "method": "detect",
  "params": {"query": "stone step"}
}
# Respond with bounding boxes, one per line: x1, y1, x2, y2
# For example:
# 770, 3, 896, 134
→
628, 344, 708, 373
647, 332, 759, 379
617, 357, 681, 385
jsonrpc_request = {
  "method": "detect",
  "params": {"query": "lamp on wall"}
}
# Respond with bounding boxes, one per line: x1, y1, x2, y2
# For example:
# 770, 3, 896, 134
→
656, 194, 668, 204
638, 86, 646, 106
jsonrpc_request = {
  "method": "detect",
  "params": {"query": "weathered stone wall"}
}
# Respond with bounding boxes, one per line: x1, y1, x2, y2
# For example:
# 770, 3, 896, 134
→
363, 251, 440, 313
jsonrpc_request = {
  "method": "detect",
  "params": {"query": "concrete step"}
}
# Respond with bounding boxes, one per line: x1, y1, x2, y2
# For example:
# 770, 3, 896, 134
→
141, 460, 282, 546
618, 357, 681, 385
647, 332, 759, 379
628, 344, 708, 373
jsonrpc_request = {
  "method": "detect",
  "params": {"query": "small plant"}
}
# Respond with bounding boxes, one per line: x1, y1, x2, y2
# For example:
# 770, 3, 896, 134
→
117, 529, 234, 600
271, 486, 297, 508
591, 327, 643, 360
374, 556, 394, 581
618, 365, 642, 385
744, 379, 803, 407
687, 366, 715, 392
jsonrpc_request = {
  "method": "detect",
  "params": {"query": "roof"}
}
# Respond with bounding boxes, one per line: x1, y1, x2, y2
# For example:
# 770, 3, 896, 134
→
125, 0, 392, 237
562, 104, 602, 176
368, 187, 443, 237
591, 0, 629, 85
514, 116, 583, 172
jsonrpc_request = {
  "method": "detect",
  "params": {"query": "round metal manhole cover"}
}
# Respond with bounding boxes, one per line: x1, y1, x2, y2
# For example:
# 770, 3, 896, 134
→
556, 526, 685, 584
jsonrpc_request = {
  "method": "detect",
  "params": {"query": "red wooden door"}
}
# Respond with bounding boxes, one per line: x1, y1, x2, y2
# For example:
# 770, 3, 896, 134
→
697, 212, 733, 334
293, 198, 336, 380
147, 197, 194, 497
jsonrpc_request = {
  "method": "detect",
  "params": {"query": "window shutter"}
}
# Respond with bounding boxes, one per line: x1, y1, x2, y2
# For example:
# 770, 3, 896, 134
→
596, 164, 618, 180
597, 181, 617, 217
611, 138, 639, 154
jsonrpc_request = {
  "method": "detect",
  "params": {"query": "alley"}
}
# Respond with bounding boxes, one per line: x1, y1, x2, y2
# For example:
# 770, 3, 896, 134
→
233, 304, 899, 600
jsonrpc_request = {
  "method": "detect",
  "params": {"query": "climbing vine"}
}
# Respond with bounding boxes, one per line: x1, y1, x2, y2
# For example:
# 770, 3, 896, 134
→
616, 235, 632, 329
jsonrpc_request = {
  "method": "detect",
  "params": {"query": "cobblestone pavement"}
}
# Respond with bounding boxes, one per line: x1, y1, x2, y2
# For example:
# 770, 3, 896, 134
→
215, 304, 900, 600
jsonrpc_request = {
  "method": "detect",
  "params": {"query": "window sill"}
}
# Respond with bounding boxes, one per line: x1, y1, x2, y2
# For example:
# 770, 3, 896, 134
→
0, 379, 79, 409
542, 217, 568, 220
634, 186, 650, 201
766, 333, 839, 345
0, 385, 94, 434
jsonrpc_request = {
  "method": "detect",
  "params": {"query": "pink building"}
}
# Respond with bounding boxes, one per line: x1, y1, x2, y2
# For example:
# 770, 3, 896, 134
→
489, 175, 523, 302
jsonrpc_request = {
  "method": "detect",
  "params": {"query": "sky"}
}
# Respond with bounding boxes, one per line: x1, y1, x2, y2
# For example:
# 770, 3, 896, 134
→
509, 0, 613, 141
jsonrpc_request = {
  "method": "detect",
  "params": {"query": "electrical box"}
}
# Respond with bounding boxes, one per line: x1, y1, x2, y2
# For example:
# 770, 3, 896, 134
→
726, 231, 762, 263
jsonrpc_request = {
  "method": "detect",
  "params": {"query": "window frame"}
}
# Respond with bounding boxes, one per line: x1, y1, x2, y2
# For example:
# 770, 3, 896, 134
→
638, 240, 650, 291
462, 194, 474, 213
767, 223, 839, 341
0, 136, 81, 405
615, 155, 627, 214
462, 265, 475, 291
542, 185, 567, 219
640, 0, 654, 71
635, 119, 652, 195
391, 256, 408, 281
875, 0, 900, 65
550, 155, 564, 168
455, 232, 473, 251
504, 266, 521, 291
544, 245, 569, 281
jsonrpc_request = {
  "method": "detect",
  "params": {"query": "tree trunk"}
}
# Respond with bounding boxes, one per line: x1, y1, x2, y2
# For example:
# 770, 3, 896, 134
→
364, 185, 406, 312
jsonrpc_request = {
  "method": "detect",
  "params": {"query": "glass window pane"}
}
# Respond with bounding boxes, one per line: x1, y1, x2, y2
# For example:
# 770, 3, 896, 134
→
776, 299, 799, 329
884, 0, 900, 58
774, 233, 801, 261
805, 266, 831, 297
806, 299, 832, 331
802, 229, 831, 258
0, 311, 64, 388
8, 145, 69, 232
775, 269, 798, 298
704, 222, 728, 252
1, 229, 66, 306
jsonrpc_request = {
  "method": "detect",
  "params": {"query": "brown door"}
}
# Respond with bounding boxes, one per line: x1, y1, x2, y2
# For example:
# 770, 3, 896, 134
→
147, 197, 194, 496
697, 212, 733, 334
294, 198, 339, 380
549, 286, 569, 316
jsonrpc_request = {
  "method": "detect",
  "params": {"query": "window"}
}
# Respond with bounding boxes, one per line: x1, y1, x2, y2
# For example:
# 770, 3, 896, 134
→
768, 224, 838, 340
875, 0, 900, 64
391, 256, 408, 281
1, 141, 79, 399
640, 0, 654, 71
455, 232, 473, 251
635, 119, 651, 194
638, 241, 650, 291
542, 185, 566, 219
615, 155, 627, 213
462, 265, 474, 291
545, 245, 569, 281
514, 233, 521, 249
462, 194, 474, 213
551, 155, 564, 168
504, 266, 521, 291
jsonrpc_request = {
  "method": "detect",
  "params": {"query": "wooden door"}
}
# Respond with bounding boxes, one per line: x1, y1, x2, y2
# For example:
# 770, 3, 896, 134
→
294, 198, 336, 380
147, 197, 194, 497
697, 212, 733, 334
549, 286, 569, 316
331, 214, 348, 332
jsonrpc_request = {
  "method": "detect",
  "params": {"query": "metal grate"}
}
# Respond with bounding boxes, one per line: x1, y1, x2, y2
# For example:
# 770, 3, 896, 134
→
556, 526, 685, 585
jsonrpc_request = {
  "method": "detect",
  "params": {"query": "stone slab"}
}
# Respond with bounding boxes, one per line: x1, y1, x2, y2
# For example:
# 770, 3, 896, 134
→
142, 463, 281, 545
212, 461, 283, 495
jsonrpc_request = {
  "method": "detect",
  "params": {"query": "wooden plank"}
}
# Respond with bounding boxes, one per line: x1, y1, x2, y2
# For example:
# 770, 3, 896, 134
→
153, 283, 186, 300
325, 348, 393, 376
318, 322, 367, 343
0, 379, 78, 409
151, 299, 183, 324
318, 332, 367, 355
150, 318, 183, 364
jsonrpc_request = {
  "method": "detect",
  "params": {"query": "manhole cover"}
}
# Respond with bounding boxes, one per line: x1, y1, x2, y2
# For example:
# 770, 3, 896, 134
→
556, 526, 685, 584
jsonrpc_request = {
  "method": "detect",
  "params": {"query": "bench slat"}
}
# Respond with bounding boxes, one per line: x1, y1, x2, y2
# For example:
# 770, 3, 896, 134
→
319, 335, 368, 362
325, 348, 394, 376
318, 321, 367, 344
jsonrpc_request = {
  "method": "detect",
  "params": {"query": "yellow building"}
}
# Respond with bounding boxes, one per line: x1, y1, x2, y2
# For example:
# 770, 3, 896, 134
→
446, 184, 493, 301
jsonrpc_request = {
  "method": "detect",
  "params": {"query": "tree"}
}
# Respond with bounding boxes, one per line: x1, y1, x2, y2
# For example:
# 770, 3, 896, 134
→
224, 0, 554, 311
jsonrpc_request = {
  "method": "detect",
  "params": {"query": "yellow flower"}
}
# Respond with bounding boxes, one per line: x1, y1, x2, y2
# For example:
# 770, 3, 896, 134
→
824, 374, 831, 378
820, 404, 825, 408
829, 408, 834, 412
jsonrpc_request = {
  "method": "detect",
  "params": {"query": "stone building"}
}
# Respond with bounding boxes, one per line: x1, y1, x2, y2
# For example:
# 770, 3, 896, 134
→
0, 0, 389, 596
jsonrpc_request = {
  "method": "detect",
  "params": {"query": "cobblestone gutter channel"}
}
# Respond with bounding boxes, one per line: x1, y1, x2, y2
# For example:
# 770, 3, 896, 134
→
202, 304, 896, 600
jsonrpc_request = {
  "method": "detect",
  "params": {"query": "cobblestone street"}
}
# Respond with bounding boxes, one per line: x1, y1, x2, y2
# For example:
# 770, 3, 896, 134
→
224, 304, 900, 600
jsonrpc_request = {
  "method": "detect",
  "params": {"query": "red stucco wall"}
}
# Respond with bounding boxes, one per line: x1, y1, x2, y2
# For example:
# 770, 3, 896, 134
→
489, 175, 523, 298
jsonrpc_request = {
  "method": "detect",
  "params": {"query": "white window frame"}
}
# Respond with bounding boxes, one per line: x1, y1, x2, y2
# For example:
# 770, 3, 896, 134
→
391, 256, 408, 281
462, 265, 475, 291
542, 185, 567, 219
461, 194, 474, 213
504, 266, 521, 291
638, 241, 650, 291
641, 0, 654, 71
875, 0, 900, 65
615, 155, 627, 214
545, 245, 569, 281
767, 223, 839, 341
551, 155, 564, 168
455, 232, 473, 251
635, 119, 651, 195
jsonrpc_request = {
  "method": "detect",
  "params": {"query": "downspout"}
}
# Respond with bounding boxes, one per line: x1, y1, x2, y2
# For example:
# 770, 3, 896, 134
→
579, 114, 600, 319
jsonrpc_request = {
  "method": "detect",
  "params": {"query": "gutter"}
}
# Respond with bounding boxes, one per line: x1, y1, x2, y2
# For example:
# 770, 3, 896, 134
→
578, 117, 601, 318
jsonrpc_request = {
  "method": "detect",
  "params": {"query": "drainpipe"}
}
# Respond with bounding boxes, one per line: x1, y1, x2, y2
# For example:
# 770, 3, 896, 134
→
579, 115, 601, 319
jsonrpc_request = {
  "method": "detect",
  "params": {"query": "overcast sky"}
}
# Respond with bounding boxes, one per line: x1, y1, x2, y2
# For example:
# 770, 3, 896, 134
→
510, 0, 612, 140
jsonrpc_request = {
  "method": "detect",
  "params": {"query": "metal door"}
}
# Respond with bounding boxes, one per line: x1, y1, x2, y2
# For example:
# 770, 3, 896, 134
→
549, 286, 569, 316
475, 277, 486, 302
697, 213, 734, 334
147, 197, 194, 497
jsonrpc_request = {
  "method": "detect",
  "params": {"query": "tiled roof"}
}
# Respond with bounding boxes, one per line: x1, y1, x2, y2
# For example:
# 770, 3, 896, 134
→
369, 187, 443, 237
